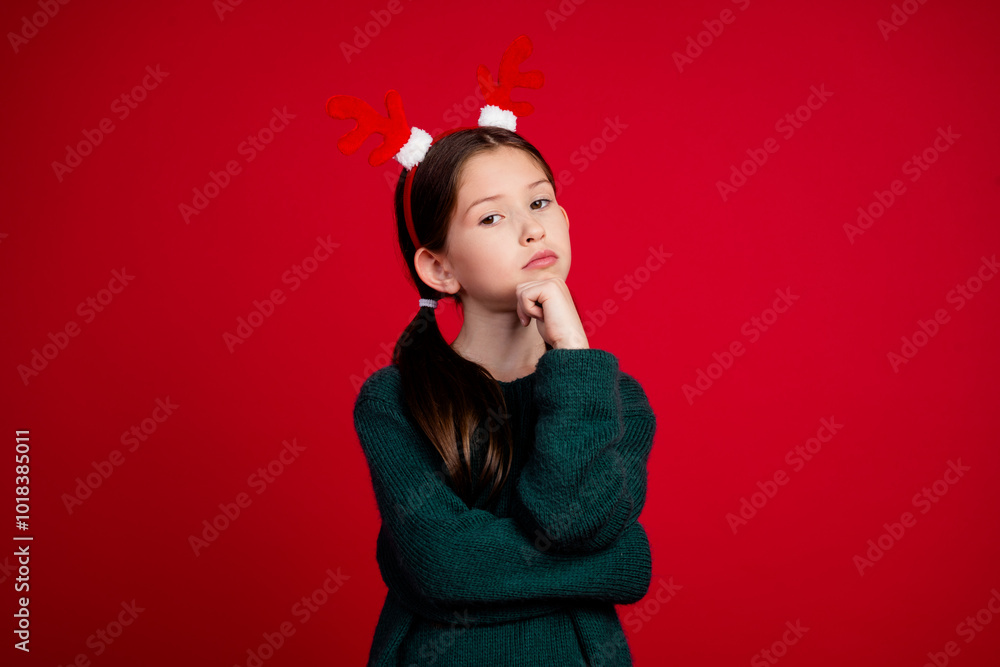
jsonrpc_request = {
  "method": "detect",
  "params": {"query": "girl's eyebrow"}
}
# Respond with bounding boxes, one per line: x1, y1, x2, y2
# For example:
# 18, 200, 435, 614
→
464, 180, 552, 216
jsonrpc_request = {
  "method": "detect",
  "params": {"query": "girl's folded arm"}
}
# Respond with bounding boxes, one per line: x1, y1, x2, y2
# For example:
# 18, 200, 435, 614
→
353, 392, 652, 620
512, 349, 657, 554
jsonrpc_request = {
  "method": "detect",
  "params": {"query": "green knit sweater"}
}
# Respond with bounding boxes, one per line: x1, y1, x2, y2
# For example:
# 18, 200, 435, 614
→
353, 348, 657, 666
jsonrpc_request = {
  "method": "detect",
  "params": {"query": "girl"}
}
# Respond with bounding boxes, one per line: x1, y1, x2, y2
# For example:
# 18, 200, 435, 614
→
352, 125, 658, 666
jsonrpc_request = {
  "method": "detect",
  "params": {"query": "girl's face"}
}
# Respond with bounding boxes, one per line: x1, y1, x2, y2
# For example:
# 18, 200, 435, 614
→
442, 146, 570, 309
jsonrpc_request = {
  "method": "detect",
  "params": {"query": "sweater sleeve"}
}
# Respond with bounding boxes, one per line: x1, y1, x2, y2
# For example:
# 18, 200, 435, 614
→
511, 348, 657, 554
353, 383, 652, 623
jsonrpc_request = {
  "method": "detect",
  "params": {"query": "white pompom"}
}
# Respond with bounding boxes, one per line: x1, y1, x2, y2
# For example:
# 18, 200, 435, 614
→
478, 105, 517, 131
394, 127, 432, 169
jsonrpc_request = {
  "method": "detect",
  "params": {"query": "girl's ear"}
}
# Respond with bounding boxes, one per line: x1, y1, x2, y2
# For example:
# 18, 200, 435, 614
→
414, 247, 460, 295
560, 205, 569, 230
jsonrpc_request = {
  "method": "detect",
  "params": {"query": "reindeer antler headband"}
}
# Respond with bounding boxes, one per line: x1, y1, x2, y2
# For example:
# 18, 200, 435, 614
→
326, 35, 544, 250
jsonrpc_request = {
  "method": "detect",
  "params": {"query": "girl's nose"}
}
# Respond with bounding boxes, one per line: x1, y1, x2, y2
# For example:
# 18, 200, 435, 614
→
519, 213, 544, 243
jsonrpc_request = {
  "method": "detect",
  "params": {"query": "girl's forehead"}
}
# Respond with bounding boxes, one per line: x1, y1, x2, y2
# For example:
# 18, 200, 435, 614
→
459, 148, 548, 188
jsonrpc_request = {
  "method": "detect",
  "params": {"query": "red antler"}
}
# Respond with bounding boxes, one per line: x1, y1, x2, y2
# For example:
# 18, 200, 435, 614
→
477, 35, 544, 117
326, 89, 411, 167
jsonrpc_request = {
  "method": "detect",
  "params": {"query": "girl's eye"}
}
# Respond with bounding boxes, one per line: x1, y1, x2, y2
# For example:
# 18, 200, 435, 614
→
480, 199, 551, 225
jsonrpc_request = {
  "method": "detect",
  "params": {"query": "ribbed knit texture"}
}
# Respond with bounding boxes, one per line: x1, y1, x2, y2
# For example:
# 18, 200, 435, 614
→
353, 348, 657, 666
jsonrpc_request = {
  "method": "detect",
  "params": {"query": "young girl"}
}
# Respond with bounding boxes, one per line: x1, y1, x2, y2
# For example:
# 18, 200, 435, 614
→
351, 125, 658, 666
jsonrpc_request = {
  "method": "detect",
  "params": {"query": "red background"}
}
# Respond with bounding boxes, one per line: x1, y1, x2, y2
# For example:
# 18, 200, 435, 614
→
3, 0, 999, 665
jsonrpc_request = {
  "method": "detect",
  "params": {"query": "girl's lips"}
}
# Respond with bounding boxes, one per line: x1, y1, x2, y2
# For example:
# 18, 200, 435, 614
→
524, 255, 557, 269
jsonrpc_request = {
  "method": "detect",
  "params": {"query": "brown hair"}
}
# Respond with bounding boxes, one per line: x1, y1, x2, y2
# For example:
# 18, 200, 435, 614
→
391, 126, 556, 509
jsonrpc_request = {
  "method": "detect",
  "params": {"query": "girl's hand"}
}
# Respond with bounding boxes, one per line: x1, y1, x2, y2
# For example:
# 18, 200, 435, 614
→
515, 277, 590, 350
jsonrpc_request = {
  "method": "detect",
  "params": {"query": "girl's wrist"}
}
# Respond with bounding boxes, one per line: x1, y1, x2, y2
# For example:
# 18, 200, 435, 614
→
552, 336, 589, 350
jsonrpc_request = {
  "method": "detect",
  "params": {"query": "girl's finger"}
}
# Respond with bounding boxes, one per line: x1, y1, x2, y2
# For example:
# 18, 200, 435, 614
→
520, 292, 543, 322
516, 281, 550, 326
